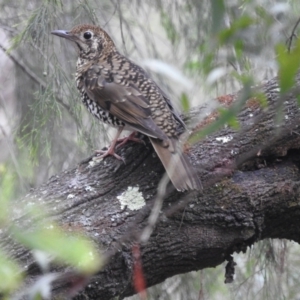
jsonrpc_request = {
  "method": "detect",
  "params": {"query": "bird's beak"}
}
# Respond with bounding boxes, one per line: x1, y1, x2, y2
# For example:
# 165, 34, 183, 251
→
51, 30, 74, 41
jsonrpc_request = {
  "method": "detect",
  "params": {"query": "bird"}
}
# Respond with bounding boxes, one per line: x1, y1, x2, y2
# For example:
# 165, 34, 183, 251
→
51, 24, 201, 191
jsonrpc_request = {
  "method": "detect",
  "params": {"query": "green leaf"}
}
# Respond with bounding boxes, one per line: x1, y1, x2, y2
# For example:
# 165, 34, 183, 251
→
160, 11, 179, 45
234, 40, 244, 59
0, 250, 23, 293
211, 0, 225, 34
189, 107, 239, 144
0, 167, 14, 222
231, 71, 253, 86
180, 93, 190, 113
12, 223, 102, 274
253, 92, 268, 108
185, 52, 214, 75
219, 108, 239, 129
189, 83, 252, 144
185, 60, 202, 73
218, 15, 255, 45
276, 40, 300, 94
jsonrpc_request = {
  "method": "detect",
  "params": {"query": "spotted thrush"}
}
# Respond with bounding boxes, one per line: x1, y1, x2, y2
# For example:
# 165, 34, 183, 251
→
51, 24, 201, 191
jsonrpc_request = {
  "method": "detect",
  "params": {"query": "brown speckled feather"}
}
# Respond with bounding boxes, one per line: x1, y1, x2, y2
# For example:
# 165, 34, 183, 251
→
83, 64, 167, 140
51, 24, 202, 191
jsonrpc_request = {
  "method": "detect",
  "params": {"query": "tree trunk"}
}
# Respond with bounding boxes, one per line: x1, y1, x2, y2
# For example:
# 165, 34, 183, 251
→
3, 75, 300, 299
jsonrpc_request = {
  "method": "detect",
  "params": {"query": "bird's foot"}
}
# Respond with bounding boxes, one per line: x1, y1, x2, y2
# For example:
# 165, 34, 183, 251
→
95, 146, 125, 163
116, 132, 145, 149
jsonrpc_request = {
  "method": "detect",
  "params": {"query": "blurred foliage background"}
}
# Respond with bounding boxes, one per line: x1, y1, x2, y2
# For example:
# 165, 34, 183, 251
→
1, 0, 300, 299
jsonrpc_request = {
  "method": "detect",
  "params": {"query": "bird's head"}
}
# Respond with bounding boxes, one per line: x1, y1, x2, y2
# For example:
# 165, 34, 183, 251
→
51, 24, 116, 58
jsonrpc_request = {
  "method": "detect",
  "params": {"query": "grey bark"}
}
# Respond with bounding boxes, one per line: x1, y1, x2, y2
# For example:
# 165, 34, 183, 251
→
3, 75, 300, 299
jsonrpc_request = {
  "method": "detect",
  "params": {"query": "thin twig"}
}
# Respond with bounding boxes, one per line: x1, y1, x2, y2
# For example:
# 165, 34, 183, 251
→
116, 0, 128, 56
139, 172, 170, 243
0, 42, 94, 148
103, 2, 118, 28
0, 43, 47, 87
0, 124, 27, 192
286, 17, 300, 52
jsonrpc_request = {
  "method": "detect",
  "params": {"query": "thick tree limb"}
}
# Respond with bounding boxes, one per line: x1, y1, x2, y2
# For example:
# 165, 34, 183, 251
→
3, 75, 300, 299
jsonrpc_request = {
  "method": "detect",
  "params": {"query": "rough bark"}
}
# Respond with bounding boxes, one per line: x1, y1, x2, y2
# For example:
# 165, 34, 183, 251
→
3, 75, 300, 299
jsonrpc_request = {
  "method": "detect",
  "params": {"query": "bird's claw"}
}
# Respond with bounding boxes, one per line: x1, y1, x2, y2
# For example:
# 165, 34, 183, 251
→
95, 148, 125, 163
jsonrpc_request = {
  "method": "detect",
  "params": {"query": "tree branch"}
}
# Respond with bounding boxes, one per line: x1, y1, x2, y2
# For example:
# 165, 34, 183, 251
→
3, 74, 300, 299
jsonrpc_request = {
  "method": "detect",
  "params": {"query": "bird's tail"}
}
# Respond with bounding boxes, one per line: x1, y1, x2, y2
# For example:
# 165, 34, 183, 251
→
149, 137, 202, 191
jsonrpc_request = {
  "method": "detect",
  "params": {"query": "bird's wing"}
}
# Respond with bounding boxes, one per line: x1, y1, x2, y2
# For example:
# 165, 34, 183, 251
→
158, 88, 186, 130
83, 65, 167, 140
126, 61, 186, 130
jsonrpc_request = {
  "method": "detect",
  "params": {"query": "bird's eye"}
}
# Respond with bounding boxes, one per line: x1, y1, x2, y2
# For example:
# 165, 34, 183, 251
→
83, 31, 92, 39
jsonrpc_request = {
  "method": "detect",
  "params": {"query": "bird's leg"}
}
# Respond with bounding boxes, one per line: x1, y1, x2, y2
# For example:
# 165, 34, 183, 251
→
116, 131, 145, 149
95, 127, 125, 162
